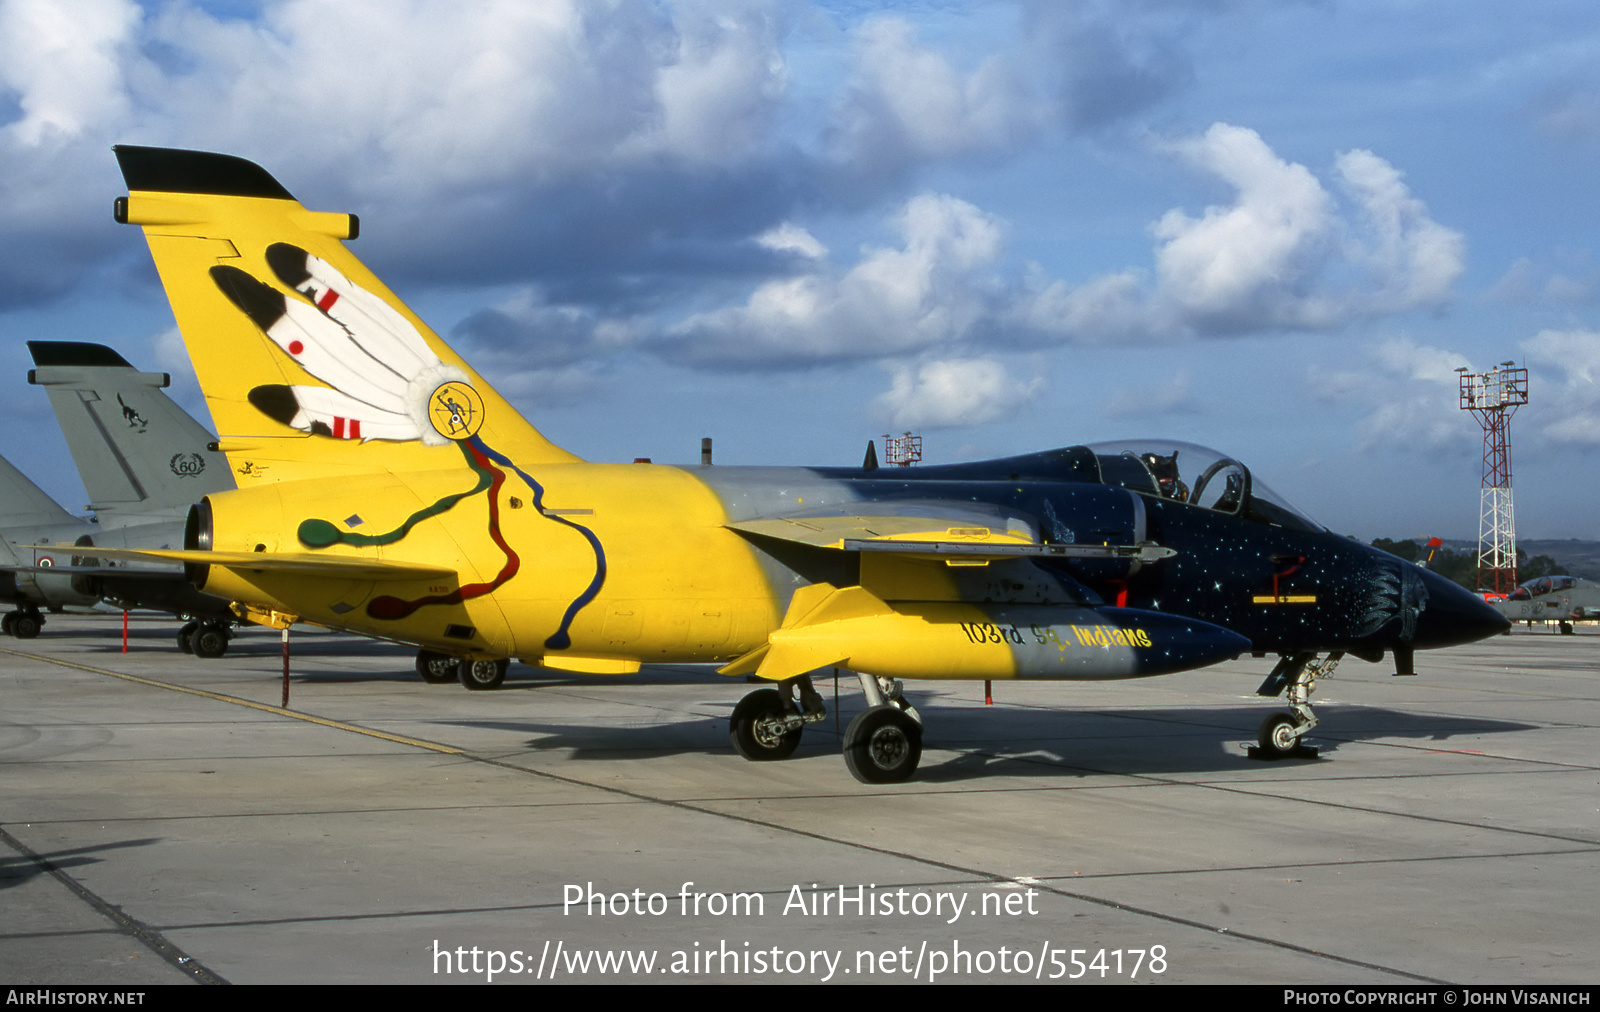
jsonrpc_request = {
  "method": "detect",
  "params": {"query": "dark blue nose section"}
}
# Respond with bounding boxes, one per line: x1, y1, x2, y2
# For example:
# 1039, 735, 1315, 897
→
1411, 567, 1511, 648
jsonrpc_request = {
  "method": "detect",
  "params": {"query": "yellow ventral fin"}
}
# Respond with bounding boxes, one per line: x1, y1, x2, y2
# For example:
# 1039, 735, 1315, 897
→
717, 584, 892, 682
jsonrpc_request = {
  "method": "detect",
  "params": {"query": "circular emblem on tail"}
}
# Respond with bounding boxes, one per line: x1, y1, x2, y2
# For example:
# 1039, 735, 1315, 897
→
427, 380, 484, 441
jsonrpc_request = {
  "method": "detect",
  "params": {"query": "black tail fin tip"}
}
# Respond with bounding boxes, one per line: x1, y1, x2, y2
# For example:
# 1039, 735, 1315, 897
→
114, 145, 294, 200
26, 342, 134, 369
211, 265, 288, 333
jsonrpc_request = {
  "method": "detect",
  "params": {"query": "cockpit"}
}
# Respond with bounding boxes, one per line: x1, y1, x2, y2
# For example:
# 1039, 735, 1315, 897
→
1084, 440, 1325, 533
1505, 576, 1578, 601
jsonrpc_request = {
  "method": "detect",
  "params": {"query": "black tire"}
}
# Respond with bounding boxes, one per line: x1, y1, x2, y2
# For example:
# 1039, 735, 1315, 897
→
416, 650, 459, 683
1, 612, 14, 636
458, 658, 507, 690
1559, 621, 1574, 635
729, 688, 802, 761
177, 621, 199, 654
11, 614, 41, 639
1257, 711, 1299, 758
843, 705, 922, 784
192, 625, 229, 658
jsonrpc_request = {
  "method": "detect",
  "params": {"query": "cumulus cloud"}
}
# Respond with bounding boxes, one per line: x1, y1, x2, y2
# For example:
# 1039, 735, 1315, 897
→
874, 357, 1043, 430
1489, 255, 1600, 305
1345, 332, 1600, 458
756, 222, 827, 260
0, 0, 812, 304
1334, 149, 1465, 313
0, 0, 138, 146
450, 286, 641, 405
832, 15, 1041, 170
1373, 337, 1471, 383
1522, 328, 1600, 446
1020, 124, 1465, 342
664, 192, 1005, 367
1153, 124, 1336, 330
1342, 338, 1477, 453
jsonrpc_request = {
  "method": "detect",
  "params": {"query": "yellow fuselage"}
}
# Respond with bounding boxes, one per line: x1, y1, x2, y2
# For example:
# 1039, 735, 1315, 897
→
202, 461, 782, 665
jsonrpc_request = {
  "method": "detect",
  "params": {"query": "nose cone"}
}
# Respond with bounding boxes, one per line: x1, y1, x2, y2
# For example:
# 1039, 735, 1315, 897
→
1411, 567, 1511, 649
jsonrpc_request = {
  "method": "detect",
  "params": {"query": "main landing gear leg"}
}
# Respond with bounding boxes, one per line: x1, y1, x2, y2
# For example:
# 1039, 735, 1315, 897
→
1250, 651, 1342, 760
843, 672, 923, 785
730, 674, 826, 761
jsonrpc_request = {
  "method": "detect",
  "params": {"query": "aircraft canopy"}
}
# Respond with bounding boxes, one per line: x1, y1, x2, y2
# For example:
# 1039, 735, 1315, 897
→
1083, 440, 1324, 533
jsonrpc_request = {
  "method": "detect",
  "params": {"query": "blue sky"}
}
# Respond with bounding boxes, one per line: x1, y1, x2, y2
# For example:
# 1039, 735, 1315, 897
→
1, 0, 1598, 540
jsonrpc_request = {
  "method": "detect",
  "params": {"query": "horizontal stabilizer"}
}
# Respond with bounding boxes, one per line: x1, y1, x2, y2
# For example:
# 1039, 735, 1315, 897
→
68, 546, 456, 581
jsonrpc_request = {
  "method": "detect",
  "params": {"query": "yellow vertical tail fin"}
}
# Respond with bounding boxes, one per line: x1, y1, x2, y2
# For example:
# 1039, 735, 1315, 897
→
113, 145, 581, 485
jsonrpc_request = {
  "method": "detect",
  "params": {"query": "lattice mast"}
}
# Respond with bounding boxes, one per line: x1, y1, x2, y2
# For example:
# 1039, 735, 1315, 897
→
1457, 362, 1528, 594
883, 432, 922, 467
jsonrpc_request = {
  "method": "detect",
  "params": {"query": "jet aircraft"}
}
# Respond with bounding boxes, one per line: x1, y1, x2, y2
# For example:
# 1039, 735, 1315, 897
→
0, 342, 238, 652
105, 145, 1508, 781
1493, 575, 1600, 634
0, 451, 103, 637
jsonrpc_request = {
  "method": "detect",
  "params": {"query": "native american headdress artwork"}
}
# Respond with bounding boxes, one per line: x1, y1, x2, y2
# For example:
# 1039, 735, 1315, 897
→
212, 243, 480, 445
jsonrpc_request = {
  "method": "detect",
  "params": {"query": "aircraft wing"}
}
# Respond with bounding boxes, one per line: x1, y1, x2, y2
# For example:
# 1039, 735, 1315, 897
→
727, 501, 1173, 562
64, 546, 457, 581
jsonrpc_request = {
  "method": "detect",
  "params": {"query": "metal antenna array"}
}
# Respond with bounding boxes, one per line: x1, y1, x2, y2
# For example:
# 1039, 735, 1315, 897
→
883, 431, 922, 467
1457, 362, 1529, 594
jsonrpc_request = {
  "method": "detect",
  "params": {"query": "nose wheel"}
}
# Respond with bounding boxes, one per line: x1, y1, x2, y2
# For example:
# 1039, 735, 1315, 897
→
1249, 652, 1338, 759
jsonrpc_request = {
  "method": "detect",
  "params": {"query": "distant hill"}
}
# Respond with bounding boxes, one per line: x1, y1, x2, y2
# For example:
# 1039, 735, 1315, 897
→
1393, 538, 1600, 582
1519, 540, 1600, 581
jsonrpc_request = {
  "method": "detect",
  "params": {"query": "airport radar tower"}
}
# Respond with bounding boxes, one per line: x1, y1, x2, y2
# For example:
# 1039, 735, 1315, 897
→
1457, 361, 1529, 594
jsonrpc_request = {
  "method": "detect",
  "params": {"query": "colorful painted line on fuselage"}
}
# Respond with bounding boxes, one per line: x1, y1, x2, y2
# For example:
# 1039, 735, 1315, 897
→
469, 436, 607, 650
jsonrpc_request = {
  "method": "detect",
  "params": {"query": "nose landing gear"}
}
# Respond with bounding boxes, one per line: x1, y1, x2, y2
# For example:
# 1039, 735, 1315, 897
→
1250, 651, 1341, 760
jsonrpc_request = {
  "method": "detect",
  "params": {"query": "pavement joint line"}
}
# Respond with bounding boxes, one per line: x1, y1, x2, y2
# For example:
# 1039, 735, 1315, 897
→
0, 647, 464, 756
0, 825, 227, 986
948, 745, 1600, 848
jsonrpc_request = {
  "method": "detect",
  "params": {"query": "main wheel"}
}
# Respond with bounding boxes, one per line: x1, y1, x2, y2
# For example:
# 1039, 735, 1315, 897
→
192, 625, 229, 658
729, 688, 802, 761
416, 650, 459, 683
1257, 711, 1300, 758
176, 621, 199, 654
1559, 621, 1574, 635
11, 614, 41, 639
1, 612, 14, 636
458, 658, 507, 690
843, 705, 922, 784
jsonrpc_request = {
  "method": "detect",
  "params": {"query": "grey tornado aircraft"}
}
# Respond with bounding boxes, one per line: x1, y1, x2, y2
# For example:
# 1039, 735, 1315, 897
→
0, 341, 239, 654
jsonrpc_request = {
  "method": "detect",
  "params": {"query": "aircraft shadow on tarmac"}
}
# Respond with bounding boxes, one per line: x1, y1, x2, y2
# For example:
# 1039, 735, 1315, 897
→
427, 699, 1539, 781
0, 838, 162, 892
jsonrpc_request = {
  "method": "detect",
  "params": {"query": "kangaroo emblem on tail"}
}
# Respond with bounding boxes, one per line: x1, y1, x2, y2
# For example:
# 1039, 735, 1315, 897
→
117, 393, 148, 431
